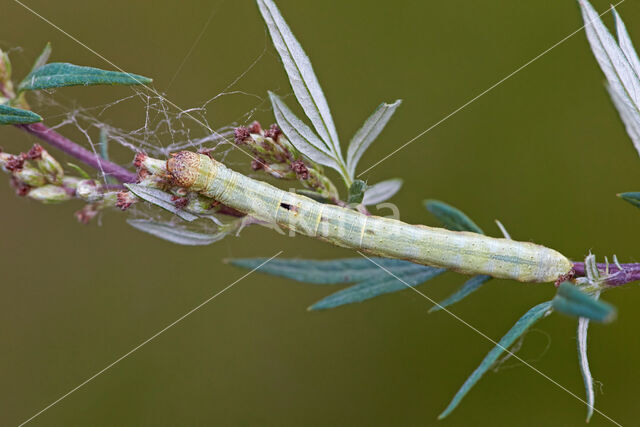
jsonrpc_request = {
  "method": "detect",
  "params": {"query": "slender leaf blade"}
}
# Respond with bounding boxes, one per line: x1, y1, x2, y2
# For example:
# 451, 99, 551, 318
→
127, 219, 225, 246
229, 257, 429, 284
0, 104, 42, 125
18, 63, 152, 92
429, 275, 491, 313
577, 292, 600, 423
362, 178, 402, 205
618, 191, 640, 208
29, 42, 52, 74
579, 0, 640, 122
346, 100, 402, 177
257, 0, 342, 159
613, 8, 640, 80
309, 266, 446, 310
424, 199, 484, 234
269, 92, 339, 170
439, 301, 553, 419
125, 184, 198, 222
607, 83, 640, 156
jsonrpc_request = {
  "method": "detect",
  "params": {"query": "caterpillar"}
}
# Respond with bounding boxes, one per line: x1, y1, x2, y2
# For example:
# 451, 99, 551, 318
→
167, 151, 573, 283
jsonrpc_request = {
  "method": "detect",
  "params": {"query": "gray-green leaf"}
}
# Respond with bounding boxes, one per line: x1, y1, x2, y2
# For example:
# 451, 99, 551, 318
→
124, 184, 198, 222
19, 63, 152, 92
552, 282, 616, 323
439, 301, 553, 419
257, 0, 342, 159
127, 219, 226, 246
228, 257, 428, 284
309, 266, 445, 310
618, 191, 640, 208
229, 257, 445, 309
424, 199, 484, 234
0, 104, 42, 125
346, 100, 401, 177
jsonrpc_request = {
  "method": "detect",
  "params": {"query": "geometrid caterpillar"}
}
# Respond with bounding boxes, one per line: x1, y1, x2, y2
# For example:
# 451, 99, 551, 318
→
168, 151, 573, 283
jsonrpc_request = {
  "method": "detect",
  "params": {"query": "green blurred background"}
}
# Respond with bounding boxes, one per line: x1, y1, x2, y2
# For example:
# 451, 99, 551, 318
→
2, 0, 640, 425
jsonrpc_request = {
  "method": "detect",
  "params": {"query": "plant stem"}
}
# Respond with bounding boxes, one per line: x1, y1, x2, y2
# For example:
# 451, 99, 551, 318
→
16, 122, 136, 183
573, 262, 640, 286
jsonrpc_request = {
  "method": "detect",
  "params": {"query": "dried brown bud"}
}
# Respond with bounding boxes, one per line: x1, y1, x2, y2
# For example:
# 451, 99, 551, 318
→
248, 121, 262, 134
134, 152, 147, 169
5, 154, 25, 172
234, 126, 251, 144
26, 144, 43, 160
291, 160, 309, 180
116, 191, 136, 210
172, 196, 189, 209
264, 124, 282, 140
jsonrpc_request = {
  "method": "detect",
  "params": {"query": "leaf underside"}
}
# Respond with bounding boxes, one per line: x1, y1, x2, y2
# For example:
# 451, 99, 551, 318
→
127, 219, 224, 246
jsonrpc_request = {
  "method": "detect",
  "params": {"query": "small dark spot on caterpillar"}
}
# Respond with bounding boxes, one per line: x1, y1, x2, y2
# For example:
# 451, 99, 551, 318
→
280, 202, 298, 213
365, 229, 375, 235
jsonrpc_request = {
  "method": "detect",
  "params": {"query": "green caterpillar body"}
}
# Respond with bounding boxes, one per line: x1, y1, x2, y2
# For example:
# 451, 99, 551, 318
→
167, 152, 573, 283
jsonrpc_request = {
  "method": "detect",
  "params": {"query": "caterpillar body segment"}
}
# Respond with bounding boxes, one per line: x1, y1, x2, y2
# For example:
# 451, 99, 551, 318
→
167, 152, 573, 283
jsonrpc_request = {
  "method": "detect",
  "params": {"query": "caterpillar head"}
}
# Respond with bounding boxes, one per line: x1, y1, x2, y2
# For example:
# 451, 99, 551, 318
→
167, 151, 201, 188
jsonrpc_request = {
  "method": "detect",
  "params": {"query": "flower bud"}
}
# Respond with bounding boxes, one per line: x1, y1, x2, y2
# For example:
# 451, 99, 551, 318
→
115, 191, 137, 210
27, 185, 72, 204
27, 144, 64, 184
76, 179, 102, 202
13, 164, 47, 187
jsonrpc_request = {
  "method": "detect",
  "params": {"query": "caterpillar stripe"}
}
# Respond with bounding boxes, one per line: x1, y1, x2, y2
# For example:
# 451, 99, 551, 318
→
167, 152, 573, 283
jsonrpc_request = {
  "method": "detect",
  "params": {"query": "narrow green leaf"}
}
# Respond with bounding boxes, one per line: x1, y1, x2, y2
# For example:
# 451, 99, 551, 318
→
229, 257, 428, 284
347, 180, 367, 204
552, 282, 616, 323
309, 266, 445, 310
439, 301, 553, 419
618, 192, 640, 208
429, 275, 491, 313
424, 199, 484, 234
66, 163, 91, 179
125, 184, 198, 222
29, 42, 52, 74
127, 219, 225, 246
0, 104, 42, 125
18, 63, 152, 92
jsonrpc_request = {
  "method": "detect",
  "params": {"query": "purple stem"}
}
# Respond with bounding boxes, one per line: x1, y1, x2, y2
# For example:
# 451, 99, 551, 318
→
573, 262, 640, 287
16, 123, 136, 183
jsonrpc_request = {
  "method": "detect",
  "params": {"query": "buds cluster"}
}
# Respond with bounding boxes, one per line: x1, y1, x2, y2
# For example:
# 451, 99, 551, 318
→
234, 121, 338, 200
0, 144, 126, 223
